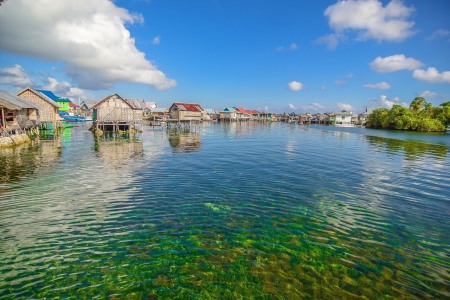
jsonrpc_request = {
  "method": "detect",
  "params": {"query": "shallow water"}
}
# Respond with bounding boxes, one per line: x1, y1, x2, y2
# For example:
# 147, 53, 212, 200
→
0, 123, 449, 299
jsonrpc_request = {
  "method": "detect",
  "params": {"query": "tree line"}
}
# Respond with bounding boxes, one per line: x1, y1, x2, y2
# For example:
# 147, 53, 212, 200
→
366, 97, 450, 132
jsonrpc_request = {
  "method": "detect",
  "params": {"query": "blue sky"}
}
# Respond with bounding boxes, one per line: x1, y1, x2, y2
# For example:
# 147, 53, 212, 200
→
0, 0, 449, 113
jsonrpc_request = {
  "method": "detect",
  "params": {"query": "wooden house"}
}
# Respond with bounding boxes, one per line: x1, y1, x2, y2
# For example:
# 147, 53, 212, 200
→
79, 101, 98, 116
17, 87, 61, 127
148, 107, 169, 120
219, 107, 237, 121
0, 90, 39, 128
68, 101, 80, 114
143, 101, 157, 118
0, 90, 39, 147
91, 94, 143, 133
169, 102, 205, 121
235, 107, 252, 120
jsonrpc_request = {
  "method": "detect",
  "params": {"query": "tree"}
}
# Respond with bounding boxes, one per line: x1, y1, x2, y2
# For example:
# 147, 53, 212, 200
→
435, 101, 450, 126
409, 97, 427, 113
365, 98, 447, 132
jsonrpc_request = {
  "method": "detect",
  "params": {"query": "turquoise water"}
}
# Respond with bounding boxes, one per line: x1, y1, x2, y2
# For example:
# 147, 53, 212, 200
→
0, 123, 449, 299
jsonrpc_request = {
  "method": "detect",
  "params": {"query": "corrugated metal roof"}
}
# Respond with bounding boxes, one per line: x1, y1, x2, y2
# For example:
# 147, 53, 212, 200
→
172, 102, 204, 112
222, 107, 236, 112
37, 89, 59, 101
151, 107, 168, 113
0, 90, 38, 110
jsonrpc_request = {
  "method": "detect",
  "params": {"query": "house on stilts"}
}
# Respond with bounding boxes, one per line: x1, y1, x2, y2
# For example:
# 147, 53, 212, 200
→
0, 90, 40, 147
17, 87, 61, 130
91, 94, 143, 134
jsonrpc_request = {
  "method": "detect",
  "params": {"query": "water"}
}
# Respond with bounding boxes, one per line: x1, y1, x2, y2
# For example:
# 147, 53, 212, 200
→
0, 123, 449, 299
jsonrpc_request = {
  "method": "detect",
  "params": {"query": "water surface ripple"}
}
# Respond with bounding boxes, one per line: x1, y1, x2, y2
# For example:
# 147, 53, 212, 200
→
0, 123, 449, 299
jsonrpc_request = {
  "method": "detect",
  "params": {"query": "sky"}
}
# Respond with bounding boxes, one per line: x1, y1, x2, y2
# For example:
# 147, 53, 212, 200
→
0, 0, 449, 113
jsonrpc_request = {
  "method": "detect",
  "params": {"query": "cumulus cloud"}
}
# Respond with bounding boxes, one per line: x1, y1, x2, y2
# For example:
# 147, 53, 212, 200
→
371, 95, 407, 108
288, 81, 304, 91
337, 103, 353, 111
363, 81, 391, 90
43, 77, 88, 101
412, 67, 450, 83
0, 64, 34, 87
323, 0, 415, 45
0, 0, 176, 90
370, 54, 423, 72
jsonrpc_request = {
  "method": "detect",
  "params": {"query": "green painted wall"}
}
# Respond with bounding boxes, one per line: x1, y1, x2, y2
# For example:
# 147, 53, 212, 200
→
56, 101, 70, 112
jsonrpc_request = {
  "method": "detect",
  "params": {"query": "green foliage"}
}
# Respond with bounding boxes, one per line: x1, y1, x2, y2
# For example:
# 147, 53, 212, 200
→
366, 98, 448, 132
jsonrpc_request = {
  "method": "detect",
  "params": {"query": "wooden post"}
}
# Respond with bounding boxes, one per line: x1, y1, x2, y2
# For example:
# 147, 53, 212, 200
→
0, 107, 4, 129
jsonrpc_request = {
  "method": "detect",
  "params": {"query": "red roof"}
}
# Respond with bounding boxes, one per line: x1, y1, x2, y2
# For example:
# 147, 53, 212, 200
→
172, 102, 204, 112
235, 107, 259, 114
69, 102, 79, 108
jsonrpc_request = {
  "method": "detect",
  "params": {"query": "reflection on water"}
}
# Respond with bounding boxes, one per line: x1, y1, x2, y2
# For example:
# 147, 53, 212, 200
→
0, 137, 61, 184
365, 135, 447, 160
0, 124, 449, 299
168, 130, 201, 153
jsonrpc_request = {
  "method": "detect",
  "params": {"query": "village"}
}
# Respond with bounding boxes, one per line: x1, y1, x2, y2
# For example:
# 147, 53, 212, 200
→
0, 87, 372, 148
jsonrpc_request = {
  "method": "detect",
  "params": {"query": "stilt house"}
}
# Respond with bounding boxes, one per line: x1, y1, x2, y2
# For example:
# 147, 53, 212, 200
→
0, 90, 39, 129
91, 94, 143, 132
169, 103, 205, 121
0, 90, 40, 147
17, 87, 61, 128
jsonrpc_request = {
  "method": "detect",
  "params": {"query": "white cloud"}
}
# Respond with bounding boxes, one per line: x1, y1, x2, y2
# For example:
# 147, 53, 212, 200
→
346, 73, 354, 78
152, 36, 161, 45
419, 90, 439, 98
0, 64, 34, 87
0, 0, 176, 90
371, 95, 407, 108
288, 103, 327, 113
288, 81, 304, 91
426, 29, 450, 41
364, 81, 391, 90
370, 54, 423, 72
412, 67, 450, 83
315, 34, 339, 50
276, 42, 299, 51
337, 103, 353, 111
324, 0, 415, 44
300, 103, 326, 113
43, 77, 88, 101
